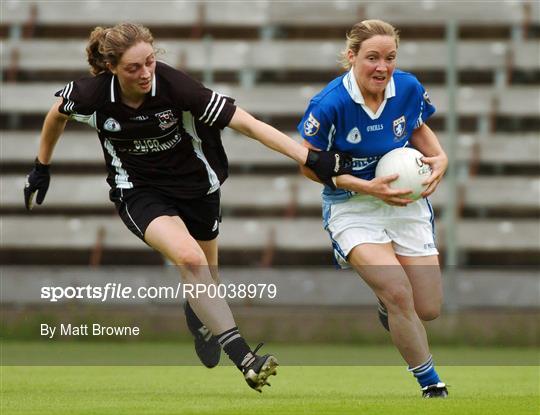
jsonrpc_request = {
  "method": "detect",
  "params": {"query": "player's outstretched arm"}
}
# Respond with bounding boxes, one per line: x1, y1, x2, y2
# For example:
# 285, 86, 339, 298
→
36, 99, 69, 164
409, 124, 448, 197
24, 99, 69, 210
299, 140, 414, 206
228, 106, 351, 189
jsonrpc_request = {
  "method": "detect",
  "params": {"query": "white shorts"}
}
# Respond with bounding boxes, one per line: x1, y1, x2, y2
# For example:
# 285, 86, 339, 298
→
323, 194, 438, 268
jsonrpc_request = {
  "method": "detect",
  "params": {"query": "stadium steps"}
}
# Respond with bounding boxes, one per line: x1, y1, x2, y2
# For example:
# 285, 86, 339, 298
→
2, 39, 538, 85
2, 1, 537, 40
1, 1, 538, 271
2, 83, 539, 117
3, 131, 539, 174
3, 175, 539, 217
2, 216, 538, 266
1, 40, 538, 72
2, 83, 539, 132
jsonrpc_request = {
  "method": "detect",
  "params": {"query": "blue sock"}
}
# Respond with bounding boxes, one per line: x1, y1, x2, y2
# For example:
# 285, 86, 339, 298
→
408, 355, 441, 388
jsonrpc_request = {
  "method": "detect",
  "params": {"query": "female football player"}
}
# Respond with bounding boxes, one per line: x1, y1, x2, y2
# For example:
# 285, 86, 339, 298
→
23, 22, 350, 392
299, 19, 449, 398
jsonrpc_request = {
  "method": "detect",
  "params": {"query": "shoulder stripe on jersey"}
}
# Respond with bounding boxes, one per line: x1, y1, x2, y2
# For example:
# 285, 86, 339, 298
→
200, 91, 217, 121
59, 82, 74, 113
209, 98, 226, 126
202, 93, 222, 123
327, 124, 336, 151
415, 95, 425, 128
60, 82, 73, 99
206, 94, 225, 124
200, 93, 225, 125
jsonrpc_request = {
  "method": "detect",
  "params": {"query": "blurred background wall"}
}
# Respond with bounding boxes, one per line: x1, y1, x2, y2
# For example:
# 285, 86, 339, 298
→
1, 0, 539, 346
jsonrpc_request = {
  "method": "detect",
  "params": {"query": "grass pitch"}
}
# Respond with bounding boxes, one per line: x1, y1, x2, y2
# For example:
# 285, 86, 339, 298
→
1, 343, 538, 415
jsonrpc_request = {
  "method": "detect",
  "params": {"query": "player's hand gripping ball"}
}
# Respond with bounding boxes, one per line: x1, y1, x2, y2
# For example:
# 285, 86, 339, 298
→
375, 147, 432, 200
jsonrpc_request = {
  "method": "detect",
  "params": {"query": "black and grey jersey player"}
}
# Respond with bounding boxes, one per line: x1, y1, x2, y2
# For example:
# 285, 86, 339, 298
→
24, 22, 351, 393
55, 61, 233, 198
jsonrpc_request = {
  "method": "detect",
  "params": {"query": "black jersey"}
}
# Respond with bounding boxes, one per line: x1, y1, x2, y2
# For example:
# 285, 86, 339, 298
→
55, 61, 236, 198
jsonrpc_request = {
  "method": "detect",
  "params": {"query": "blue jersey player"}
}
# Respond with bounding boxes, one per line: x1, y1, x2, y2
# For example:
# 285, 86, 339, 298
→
299, 20, 449, 398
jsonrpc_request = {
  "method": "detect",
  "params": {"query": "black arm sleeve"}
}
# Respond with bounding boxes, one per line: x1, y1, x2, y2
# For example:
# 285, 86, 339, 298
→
158, 62, 236, 129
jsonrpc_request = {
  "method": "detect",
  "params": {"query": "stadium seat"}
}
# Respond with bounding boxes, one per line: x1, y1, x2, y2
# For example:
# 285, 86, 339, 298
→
363, 2, 524, 25
4, 129, 540, 168
0, 2, 199, 26
3, 175, 539, 212
1, 0, 538, 274
1, 83, 539, 116
1, 39, 538, 72
2, 216, 538, 252
3, 131, 539, 166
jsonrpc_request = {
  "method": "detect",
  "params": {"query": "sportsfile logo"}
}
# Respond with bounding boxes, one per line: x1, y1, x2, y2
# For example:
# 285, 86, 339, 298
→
40, 282, 277, 302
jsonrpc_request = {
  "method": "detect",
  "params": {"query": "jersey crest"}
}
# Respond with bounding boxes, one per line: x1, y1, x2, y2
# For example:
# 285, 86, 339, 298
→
304, 112, 320, 136
155, 109, 178, 130
393, 115, 406, 140
104, 117, 121, 132
346, 127, 362, 144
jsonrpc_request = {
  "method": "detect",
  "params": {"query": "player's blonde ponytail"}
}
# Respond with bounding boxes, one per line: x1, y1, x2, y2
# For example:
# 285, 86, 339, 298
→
339, 20, 400, 70
85, 23, 154, 76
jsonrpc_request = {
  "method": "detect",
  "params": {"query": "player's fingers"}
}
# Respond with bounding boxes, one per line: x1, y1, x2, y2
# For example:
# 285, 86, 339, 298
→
391, 188, 413, 196
36, 187, 48, 205
422, 170, 443, 185
421, 156, 435, 163
24, 188, 36, 210
422, 175, 436, 186
388, 196, 413, 206
421, 180, 439, 197
421, 189, 432, 198
380, 174, 399, 183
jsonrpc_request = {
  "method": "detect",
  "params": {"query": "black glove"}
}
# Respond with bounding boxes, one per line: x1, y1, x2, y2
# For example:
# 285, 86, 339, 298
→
24, 158, 50, 210
305, 149, 352, 190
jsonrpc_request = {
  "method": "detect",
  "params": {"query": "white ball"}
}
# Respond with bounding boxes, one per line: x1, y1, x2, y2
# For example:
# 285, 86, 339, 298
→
375, 147, 432, 200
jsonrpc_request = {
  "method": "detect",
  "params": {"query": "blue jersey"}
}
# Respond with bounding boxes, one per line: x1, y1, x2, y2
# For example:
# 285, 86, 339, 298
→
298, 69, 435, 203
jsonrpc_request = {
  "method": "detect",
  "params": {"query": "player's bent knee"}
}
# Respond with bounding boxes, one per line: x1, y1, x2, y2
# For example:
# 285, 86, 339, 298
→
174, 249, 207, 269
416, 305, 441, 321
382, 285, 415, 313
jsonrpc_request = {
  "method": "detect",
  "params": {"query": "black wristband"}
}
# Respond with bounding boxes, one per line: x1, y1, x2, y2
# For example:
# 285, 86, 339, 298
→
34, 157, 50, 173
305, 149, 320, 168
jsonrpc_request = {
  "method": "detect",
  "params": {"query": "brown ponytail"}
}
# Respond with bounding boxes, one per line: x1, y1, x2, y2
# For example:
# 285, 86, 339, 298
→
85, 22, 154, 76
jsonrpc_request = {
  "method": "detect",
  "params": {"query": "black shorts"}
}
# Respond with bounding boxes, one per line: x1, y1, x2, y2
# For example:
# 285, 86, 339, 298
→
110, 188, 221, 241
